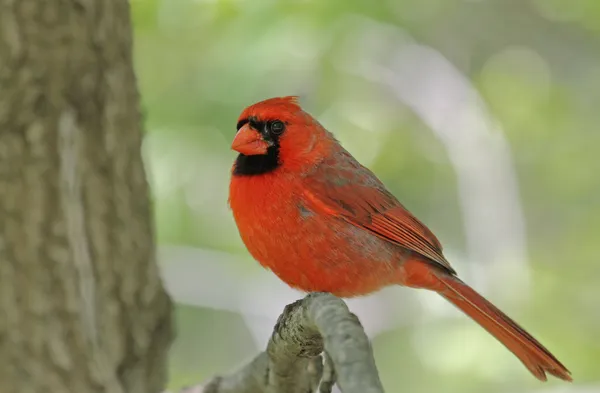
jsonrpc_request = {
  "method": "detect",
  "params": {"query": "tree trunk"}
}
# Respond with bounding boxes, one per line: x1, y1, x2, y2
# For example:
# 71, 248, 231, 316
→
0, 1, 174, 393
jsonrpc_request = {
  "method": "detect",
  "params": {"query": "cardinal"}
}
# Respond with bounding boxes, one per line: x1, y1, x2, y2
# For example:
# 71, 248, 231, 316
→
228, 96, 571, 381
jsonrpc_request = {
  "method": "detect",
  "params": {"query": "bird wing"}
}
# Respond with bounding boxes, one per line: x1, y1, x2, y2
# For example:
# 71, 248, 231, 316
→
302, 150, 455, 274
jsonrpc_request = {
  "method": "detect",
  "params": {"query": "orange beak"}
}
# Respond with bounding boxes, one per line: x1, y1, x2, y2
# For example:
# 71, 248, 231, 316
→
231, 124, 270, 155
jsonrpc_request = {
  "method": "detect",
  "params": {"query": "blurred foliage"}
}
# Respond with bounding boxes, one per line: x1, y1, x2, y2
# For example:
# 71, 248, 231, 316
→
131, 0, 600, 391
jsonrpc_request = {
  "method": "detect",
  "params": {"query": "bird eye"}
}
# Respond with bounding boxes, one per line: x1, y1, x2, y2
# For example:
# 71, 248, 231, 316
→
270, 120, 285, 135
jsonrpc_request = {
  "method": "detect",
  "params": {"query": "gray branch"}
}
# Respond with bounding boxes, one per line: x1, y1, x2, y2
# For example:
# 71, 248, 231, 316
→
176, 293, 384, 393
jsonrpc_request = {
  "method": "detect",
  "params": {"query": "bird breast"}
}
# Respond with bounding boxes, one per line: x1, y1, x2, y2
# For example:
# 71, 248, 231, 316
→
229, 173, 401, 296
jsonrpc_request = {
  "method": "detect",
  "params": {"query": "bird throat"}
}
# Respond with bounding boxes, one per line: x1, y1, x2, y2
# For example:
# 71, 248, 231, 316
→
233, 145, 280, 176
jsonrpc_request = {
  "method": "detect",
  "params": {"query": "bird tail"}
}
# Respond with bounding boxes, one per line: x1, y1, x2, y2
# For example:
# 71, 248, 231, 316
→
434, 273, 572, 382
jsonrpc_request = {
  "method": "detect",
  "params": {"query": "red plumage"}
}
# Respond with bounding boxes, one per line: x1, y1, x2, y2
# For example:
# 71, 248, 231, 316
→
228, 96, 571, 382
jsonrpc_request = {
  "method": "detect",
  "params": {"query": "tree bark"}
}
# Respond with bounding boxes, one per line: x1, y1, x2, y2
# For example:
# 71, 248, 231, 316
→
0, 1, 174, 393
188, 293, 384, 393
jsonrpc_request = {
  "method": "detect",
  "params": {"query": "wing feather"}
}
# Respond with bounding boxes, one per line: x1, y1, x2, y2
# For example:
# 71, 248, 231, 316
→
302, 149, 455, 274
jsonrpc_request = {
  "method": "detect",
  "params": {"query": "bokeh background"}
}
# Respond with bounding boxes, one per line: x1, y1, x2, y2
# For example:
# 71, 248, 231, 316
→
131, 0, 600, 392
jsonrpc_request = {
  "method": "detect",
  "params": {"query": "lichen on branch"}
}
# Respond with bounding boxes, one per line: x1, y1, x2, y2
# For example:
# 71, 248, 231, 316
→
178, 292, 384, 393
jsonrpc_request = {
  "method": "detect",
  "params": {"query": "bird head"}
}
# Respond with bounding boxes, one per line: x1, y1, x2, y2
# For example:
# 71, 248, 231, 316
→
231, 96, 331, 176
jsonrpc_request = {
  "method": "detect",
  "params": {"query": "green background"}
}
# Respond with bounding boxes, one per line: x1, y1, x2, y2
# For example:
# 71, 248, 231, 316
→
131, 0, 600, 392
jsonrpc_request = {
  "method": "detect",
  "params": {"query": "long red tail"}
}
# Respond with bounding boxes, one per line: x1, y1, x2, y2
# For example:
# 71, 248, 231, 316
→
434, 273, 572, 381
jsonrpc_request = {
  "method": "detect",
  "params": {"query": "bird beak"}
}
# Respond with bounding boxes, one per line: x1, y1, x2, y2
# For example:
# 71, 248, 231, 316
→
231, 124, 269, 155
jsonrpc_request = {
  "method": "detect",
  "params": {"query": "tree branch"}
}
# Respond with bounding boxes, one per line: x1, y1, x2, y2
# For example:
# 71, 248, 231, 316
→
177, 293, 384, 393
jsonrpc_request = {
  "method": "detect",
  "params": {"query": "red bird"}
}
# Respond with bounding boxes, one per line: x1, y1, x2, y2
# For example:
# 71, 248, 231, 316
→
228, 96, 571, 382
